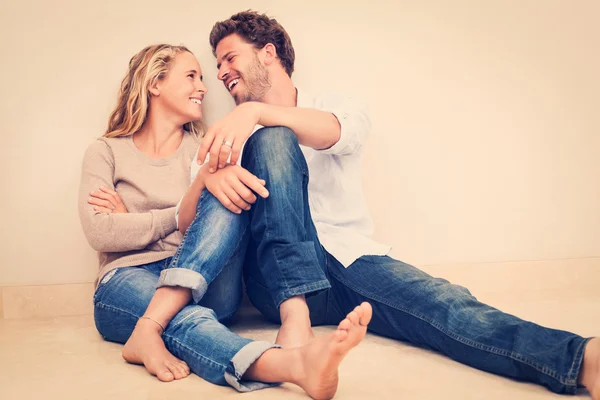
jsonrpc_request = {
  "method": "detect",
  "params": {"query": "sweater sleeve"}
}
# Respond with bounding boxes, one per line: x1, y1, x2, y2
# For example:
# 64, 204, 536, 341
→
78, 140, 177, 252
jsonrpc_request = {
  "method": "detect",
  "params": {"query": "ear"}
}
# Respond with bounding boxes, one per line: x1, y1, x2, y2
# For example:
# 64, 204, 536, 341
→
262, 43, 277, 66
148, 78, 160, 97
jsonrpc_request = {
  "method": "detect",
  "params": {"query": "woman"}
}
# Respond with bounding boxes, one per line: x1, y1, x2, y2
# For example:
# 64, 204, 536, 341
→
79, 43, 371, 399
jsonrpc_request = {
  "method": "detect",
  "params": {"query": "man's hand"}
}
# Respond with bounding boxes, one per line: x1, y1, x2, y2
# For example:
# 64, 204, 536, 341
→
200, 163, 269, 214
197, 102, 262, 173
88, 186, 128, 214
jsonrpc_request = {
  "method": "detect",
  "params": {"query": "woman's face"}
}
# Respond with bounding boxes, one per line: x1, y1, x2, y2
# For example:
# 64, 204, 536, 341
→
154, 51, 207, 123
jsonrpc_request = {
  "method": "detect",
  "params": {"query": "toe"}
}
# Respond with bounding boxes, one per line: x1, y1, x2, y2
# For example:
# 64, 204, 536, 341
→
346, 311, 359, 325
359, 303, 373, 325
338, 318, 352, 331
167, 361, 186, 380
334, 328, 348, 342
156, 368, 175, 382
179, 361, 191, 376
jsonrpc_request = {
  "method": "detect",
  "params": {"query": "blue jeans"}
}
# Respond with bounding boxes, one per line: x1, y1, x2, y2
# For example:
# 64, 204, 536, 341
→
93, 243, 279, 391
157, 189, 250, 303
239, 126, 591, 395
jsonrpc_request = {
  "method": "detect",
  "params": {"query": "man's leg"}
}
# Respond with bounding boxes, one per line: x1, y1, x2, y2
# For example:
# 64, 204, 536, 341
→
321, 253, 597, 395
241, 126, 331, 345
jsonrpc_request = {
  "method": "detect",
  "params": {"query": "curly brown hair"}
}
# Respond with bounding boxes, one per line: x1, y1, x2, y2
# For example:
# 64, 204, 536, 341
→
209, 10, 295, 77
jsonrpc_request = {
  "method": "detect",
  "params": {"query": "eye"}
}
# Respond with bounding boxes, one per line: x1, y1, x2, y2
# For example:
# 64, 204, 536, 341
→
228, 55, 235, 63
200, 75, 204, 81
187, 73, 194, 78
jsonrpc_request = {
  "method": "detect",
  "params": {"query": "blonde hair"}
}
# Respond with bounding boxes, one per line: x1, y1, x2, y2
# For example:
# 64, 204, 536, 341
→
104, 44, 203, 138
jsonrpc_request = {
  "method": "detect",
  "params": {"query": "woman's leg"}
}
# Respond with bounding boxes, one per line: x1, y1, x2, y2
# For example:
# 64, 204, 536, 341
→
94, 265, 374, 397
94, 262, 190, 381
121, 196, 250, 375
158, 191, 250, 304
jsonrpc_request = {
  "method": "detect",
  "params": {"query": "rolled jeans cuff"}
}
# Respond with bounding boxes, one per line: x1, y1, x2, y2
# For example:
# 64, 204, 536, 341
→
157, 268, 208, 303
224, 341, 282, 392
273, 279, 331, 308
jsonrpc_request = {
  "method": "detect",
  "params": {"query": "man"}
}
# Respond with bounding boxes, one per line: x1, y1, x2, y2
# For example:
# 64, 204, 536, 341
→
195, 10, 598, 398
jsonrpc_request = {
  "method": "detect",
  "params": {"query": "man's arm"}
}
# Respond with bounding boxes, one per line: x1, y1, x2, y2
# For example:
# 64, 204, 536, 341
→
198, 94, 371, 170
252, 102, 341, 150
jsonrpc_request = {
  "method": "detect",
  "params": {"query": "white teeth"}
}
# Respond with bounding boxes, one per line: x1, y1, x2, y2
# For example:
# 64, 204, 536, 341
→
191, 99, 202, 104
228, 79, 239, 91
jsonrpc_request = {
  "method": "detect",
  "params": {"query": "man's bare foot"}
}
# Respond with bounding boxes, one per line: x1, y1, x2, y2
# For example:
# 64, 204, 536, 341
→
276, 296, 314, 347
276, 314, 314, 348
122, 318, 190, 382
580, 337, 600, 400
291, 302, 373, 400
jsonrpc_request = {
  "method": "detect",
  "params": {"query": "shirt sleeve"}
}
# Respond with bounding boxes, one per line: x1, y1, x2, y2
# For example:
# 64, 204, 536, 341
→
315, 93, 372, 156
175, 145, 203, 229
78, 140, 177, 252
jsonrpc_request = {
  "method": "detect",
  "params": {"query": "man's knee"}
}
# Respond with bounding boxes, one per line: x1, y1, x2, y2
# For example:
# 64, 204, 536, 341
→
243, 126, 301, 161
246, 126, 298, 151
242, 127, 307, 179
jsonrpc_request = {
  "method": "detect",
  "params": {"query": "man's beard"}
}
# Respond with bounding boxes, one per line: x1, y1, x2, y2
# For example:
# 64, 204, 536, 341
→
234, 55, 271, 104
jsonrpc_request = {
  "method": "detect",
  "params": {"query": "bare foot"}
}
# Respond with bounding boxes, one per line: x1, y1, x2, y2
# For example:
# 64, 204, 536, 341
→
276, 296, 314, 348
122, 318, 191, 382
291, 302, 373, 400
580, 337, 600, 400
276, 314, 314, 348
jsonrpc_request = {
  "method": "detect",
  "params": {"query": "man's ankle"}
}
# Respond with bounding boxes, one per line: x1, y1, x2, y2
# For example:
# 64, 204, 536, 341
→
280, 295, 310, 322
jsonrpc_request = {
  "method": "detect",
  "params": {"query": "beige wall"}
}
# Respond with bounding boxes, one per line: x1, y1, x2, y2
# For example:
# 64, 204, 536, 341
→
1, 0, 598, 286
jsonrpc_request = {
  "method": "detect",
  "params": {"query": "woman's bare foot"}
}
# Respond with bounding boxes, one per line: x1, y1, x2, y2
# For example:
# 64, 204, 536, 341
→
291, 302, 373, 399
122, 318, 190, 382
276, 296, 314, 348
580, 337, 600, 400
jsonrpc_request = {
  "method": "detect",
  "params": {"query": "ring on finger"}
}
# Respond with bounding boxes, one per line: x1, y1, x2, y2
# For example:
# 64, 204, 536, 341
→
222, 140, 233, 148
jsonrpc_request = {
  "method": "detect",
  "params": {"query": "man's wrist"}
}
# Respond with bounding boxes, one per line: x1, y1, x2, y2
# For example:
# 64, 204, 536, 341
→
245, 101, 264, 124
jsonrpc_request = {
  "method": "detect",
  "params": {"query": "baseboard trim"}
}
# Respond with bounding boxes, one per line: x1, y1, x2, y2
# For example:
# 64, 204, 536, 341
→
0, 282, 94, 319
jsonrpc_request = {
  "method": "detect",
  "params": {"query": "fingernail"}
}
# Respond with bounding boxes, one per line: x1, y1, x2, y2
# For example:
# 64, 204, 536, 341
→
236, 210, 242, 214
209, 168, 214, 173
263, 191, 269, 196
219, 164, 224, 168
88, 198, 92, 202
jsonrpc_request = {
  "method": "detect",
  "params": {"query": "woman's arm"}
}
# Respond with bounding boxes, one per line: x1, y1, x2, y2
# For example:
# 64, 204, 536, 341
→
177, 170, 206, 235
78, 141, 177, 252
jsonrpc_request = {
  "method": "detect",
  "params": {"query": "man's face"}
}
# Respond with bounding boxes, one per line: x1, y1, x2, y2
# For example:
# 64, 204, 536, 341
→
216, 34, 271, 105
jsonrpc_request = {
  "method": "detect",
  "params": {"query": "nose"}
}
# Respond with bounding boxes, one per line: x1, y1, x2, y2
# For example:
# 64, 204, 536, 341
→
217, 65, 229, 82
196, 80, 208, 94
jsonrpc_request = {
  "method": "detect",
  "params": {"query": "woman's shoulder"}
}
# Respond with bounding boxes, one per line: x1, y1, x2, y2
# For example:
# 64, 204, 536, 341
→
82, 136, 130, 165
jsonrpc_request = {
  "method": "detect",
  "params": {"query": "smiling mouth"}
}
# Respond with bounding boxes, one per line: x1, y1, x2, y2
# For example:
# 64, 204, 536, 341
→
190, 98, 202, 105
228, 79, 239, 91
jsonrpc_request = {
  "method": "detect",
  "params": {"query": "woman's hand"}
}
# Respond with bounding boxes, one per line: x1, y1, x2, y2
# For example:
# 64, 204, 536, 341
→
199, 163, 269, 214
88, 186, 128, 214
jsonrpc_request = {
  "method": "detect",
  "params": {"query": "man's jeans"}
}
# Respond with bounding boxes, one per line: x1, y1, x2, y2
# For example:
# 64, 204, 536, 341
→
239, 126, 590, 395
93, 252, 279, 391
